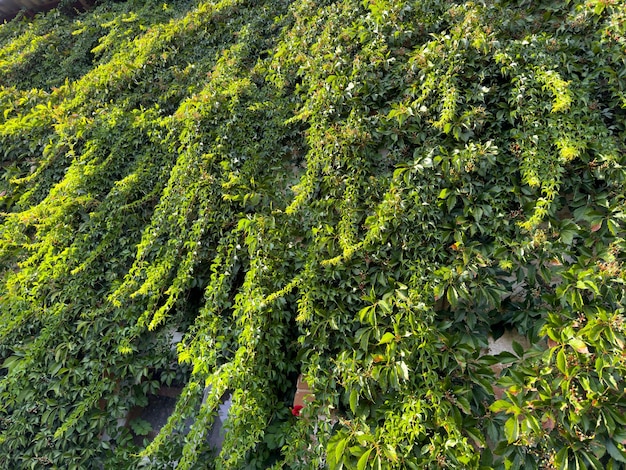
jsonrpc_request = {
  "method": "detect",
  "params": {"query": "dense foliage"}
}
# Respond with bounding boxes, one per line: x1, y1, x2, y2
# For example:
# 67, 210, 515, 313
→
0, 0, 625, 468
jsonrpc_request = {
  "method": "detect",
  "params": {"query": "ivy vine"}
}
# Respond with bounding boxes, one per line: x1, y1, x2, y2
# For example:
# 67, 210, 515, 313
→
0, 0, 625, 468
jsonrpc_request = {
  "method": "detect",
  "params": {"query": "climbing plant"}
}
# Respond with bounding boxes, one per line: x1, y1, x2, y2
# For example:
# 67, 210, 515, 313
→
0, 0, 625, 469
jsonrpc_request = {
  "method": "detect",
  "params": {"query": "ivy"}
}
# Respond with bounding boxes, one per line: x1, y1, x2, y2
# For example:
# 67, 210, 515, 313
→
0, 0, 625, 468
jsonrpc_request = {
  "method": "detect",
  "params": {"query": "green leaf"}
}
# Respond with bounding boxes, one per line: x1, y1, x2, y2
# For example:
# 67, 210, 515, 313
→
447, 194, 457, 212
464, 427, 485, 449
335, 438, 348, 466
606, 440, 626, 463
491, 400, 511, 413
560, 221, 580, 245
372, 454, 382, 470
512, 340, 525, 358
359, 305, 374, 323
581, 450, 602, 469
397, 361, 409, 381
456, 395, 471, 414
383, 444, 398, 463
556, 447, 569, 470
612, 429, 626, 446
129, 418, 152, 436
378, 332, 395, 345
607, 218, 619, 236
504, 417, 519, 443
446, 286, 459, 307
349, 389, 359, 414
556, 348, 567, 375
568, 338, 589, 354
378, 298, 392, 314
357, 448, 373, 470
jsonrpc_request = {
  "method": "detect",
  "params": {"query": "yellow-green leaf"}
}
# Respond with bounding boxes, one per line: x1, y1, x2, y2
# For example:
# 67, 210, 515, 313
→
357, 448, 373, 470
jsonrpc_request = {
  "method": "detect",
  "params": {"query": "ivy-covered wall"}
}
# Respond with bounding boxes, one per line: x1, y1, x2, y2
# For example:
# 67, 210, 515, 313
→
0, 0, 625, 468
